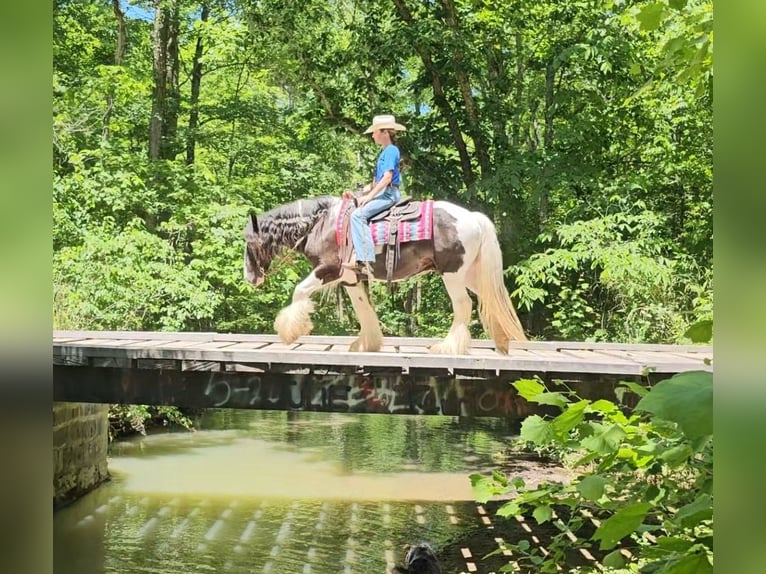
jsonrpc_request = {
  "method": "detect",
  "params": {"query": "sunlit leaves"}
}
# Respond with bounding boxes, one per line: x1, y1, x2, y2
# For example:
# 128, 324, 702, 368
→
532, 505, 552, 524
580, 423, 627, 455
636, 371, 713, 439
684, 319, 712, 343
474, 376, 712, 573
636, 3, 667, 32
519, 415, 554, 445
592, 502, 652, 550
576, 474, 608, 501
673, 493, 712, 528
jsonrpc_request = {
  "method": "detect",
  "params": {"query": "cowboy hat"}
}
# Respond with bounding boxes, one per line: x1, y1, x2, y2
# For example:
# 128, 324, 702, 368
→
363, 114, 407, 134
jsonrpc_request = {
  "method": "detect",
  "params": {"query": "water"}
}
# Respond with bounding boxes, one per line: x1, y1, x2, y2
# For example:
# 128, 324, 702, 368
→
54, 410, 546, 573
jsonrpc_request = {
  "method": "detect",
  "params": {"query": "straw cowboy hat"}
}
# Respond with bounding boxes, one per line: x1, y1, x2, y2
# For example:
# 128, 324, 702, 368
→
363, 114, 407, 134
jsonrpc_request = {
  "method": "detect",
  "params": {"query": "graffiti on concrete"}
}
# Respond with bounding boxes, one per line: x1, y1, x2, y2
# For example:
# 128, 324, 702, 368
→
53, 365, 557, 418
200, 372, 526, 417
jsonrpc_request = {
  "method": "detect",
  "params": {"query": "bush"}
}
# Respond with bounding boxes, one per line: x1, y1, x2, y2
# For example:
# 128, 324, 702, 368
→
471, 370, 713, 573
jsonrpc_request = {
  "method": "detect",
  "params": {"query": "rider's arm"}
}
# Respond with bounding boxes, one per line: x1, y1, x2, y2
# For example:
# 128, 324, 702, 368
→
359, 170, 392, 206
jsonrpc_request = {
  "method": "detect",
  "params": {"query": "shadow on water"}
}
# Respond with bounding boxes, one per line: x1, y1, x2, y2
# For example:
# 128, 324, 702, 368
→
54, 411, 568, 574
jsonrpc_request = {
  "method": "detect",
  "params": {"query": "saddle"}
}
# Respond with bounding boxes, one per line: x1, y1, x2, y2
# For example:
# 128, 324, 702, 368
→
370, 198, 423, 286
339, 197, 426, 286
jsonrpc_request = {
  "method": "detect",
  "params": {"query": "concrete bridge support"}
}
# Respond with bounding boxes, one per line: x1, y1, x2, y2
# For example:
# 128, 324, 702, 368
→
53, 402, 110, 509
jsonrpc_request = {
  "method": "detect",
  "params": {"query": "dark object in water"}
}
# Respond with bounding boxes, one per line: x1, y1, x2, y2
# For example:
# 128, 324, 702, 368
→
393, 543, 441, 574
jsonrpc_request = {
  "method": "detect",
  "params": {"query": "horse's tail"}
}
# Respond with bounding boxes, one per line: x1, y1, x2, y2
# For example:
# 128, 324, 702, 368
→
473, 212, 527, 351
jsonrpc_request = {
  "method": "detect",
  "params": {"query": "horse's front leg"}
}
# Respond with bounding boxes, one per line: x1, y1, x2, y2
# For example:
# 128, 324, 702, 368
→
343, 283, 383, 352
273, 270, 326, 344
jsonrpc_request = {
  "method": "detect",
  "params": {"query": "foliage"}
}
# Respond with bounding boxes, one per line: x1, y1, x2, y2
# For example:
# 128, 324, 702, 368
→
108, 404, 194, 441
53, 0, 712, 342
510, 200, 712, 342
470, 370, 713, 573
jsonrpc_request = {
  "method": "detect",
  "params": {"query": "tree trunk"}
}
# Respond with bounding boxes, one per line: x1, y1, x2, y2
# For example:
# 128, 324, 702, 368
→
539, 62, 556, 225
103, 0, 127, 140
485, 42, 509, 154
440, 0, 491, 178
511, 31, 523, 150
149, 0, 180, 160
391, 0, 475, 190
186, 4, 209, 165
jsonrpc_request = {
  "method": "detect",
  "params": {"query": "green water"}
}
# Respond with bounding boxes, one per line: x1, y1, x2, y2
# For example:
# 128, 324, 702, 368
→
53, 411, 529, 573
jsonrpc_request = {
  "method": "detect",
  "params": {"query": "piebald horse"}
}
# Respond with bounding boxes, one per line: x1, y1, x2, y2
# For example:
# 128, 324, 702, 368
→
243, 195, 526, 354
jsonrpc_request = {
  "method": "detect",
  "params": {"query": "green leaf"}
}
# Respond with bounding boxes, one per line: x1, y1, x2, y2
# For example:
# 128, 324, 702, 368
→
497, 501, 521, 517
533, 505, 553, 524
470, 474, 496, 503
592, 502, 652, 550
581, 424, 626, 455
684, 319, 712, 343
574, 447, 603, 467
532, 391, 570, 409
513, 378, 546, 401
636, 372, 713, 439
662, 550, 713, 574
617, 381, 649, 399
674, 494, 713, 528
636, 3, 666, 32
520, 415, 555, 445
492, 470, 508, 488
656, 536, 694, 552
659, 443, 693, 467
588, 399, 618, 414
551, 400, 590, 435
603, 549, 626, 568
668, 0, 688, 10
577, 475, 608, 501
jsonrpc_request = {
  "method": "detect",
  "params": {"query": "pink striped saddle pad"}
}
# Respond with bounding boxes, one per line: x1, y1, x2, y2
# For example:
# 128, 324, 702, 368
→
335, 198, 434, 247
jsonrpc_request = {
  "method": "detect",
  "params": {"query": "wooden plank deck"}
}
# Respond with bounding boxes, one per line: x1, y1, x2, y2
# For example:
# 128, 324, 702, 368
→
53, 330, 712, 377
52, 330, 712, 417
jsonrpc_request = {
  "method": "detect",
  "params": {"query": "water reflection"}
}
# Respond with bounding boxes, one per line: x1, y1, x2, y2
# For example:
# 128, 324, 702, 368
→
54, 411, 539, 573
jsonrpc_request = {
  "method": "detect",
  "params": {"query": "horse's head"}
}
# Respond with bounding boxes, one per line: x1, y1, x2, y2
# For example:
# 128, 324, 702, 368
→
243, 212, 269, 286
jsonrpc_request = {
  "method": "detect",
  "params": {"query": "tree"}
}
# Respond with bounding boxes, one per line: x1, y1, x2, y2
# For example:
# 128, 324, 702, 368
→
149, 0, 180, 160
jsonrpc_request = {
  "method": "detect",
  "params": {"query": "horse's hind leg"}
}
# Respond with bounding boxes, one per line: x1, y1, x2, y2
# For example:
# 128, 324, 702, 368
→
274, 271, 324, 344
430, 272, 473, 355
343, 283, 383, 352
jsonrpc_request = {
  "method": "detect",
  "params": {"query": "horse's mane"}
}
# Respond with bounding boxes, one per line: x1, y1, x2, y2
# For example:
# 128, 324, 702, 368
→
254, 195, 338, 260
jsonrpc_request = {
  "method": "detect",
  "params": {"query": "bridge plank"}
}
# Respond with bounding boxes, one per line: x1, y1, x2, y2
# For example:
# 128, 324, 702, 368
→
293, 343, 333, 352
599, 349, 707, 368
150, 339, 218, 349
397, 345, 431, 354
210, 341, 272, 351
557, 349, 638, 365
54, 343, 646, 374
52, 330, 712, 353
52, 331, 713, 381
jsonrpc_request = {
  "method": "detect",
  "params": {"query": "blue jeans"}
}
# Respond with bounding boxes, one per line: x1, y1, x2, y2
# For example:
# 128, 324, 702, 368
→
349, 186, 400, 262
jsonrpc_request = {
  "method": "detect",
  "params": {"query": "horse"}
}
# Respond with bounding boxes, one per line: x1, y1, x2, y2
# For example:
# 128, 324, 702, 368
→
243, 195, 526, 354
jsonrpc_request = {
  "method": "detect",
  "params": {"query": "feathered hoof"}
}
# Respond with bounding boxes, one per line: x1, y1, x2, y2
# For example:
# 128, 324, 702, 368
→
349, 335, 382, 353
274, 300, 314, 344
429, 341, 469, 355
429, 326, 471, 355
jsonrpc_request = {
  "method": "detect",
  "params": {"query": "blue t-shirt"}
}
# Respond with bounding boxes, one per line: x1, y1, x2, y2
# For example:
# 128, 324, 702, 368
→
375, 144, 400, 186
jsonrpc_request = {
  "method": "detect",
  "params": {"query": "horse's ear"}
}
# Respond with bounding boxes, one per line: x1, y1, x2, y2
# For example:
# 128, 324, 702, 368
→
249, 211, 259, 234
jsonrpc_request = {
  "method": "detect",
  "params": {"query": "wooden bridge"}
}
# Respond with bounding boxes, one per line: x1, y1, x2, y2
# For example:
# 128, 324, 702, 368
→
53, 330, 712, 419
